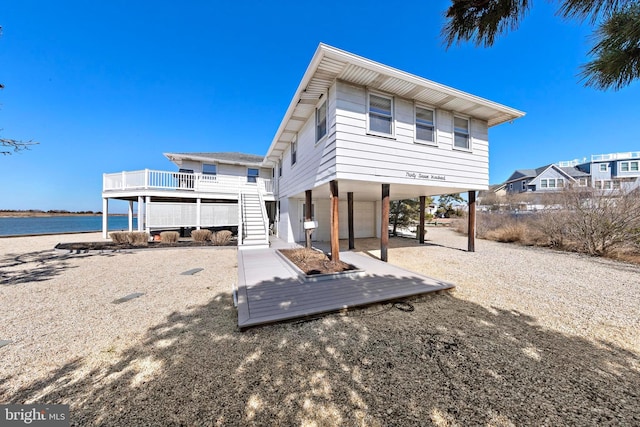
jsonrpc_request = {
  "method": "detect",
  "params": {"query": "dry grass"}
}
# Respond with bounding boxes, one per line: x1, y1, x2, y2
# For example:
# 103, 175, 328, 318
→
160, 231, 180, 244
212, 230, 232, 246
126, 232, 149, 246
109, 231, 128, 244
190, 229, 212, 242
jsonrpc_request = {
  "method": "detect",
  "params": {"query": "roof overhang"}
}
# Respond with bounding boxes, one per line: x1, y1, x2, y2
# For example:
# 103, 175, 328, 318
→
263, 43, 525, 166
164, 153, 263, 168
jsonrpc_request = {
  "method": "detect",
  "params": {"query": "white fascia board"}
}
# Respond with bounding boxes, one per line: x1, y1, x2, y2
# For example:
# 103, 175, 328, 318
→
164, 153, 262, 168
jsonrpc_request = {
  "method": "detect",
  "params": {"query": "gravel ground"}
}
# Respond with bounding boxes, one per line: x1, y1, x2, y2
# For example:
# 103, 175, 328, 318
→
1, 229, 639, 426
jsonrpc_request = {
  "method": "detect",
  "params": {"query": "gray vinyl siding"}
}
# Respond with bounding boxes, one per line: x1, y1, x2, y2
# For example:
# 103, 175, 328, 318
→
277, 84, 338, 199
530, 168, 569, 191
333, 81, 489, 189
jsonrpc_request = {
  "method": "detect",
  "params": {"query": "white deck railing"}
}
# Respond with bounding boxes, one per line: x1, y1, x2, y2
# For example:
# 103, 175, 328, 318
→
103, 169, 273, 196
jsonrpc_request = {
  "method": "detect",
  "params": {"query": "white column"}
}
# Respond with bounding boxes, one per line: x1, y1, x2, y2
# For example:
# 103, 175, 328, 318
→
102, 198, 109, 239
145, 196, 150, 234
137, 196, 144, 231
128, 201, 134, 231
196, 198, 201, 230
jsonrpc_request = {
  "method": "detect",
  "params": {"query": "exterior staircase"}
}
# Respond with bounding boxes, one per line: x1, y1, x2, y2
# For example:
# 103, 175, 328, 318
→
239, 188, 270, 249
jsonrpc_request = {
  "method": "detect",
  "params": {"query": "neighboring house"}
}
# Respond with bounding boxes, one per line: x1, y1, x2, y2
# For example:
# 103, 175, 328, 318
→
102, 44, 524, 249
503, 151, 640, 195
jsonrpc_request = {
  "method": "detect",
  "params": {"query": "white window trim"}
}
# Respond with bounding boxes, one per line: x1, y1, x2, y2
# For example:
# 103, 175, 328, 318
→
315, 98, 328, 144
631, 161, 639, 172
366, 91, 395, 138
414, 103, 437, 146
247, 167, 259, 184
620, 161, 630, 172
599, 163, 608, 172
291, 136, 297, 167
452, 115, 472, 152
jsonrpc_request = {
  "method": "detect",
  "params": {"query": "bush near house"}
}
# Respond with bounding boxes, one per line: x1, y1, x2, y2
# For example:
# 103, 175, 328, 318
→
190, 229, 213, 242
109, 232, 129, 244
456, 187, 640, 258
211, 230, 232, 246
127, 232, 149, 247
160, 231, 180, 244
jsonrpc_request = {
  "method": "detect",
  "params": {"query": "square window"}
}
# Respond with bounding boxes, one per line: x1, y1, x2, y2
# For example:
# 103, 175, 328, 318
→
621, 162, 629, 172
368, 93, 393, 135
599, 163, 608, 172
202, 164, 217, 175
603, 180, 612, 189
548, 179, 556, 188
453, 117, 470, 150
415, 106, 435, 143
316, 100, 327, 142
631, 162, 639, 171
541, 179, 548, 188
247, 168, 259, 183
595, 181, 603, 189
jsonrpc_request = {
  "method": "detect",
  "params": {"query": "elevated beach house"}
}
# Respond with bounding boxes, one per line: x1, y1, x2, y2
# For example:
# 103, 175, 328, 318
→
102, 44, 524, 257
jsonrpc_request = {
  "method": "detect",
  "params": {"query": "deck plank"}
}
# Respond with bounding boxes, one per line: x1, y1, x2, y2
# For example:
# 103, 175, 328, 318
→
237, 249, 454, 329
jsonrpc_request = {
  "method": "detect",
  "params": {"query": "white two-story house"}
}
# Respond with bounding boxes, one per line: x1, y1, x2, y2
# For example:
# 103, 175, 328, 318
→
102, 44, 524, 256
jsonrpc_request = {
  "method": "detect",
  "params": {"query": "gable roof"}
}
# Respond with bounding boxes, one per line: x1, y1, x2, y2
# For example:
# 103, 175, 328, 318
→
165, 152, 264, 167
505, 164, 583, 184
264, 43, 525, 166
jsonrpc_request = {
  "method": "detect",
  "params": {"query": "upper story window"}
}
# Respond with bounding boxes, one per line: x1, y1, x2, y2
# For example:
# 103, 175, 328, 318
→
316, 100, 327, 142
291, 138, 297, 166
621, 162, 629, 172
202, 164, 217, 175
540, 178, 564, 189
599, 163, 608, 172
453, 116, 470, 150
632, 161, 639, 171
247, 168, 259, 183
415, 106, 435, 144
368, 93, 394, 136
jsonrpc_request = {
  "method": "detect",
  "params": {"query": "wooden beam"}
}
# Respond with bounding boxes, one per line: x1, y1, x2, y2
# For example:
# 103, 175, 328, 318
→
419, 196, 426, 244
305, 190, 312, 249
330, 180, 340, 262
381, 184, 390, 262
348, 192, 355, 250
468, 190, 476, 252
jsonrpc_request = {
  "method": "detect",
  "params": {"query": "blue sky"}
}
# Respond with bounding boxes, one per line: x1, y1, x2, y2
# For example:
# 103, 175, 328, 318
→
1, 0, 638, 212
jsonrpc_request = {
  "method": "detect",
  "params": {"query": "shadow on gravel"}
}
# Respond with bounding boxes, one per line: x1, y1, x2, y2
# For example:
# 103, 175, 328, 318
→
4, 289, 639, 425
0, 250, 121, 285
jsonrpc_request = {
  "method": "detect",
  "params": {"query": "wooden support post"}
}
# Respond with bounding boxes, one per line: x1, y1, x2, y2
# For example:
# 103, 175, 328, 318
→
348, 192, 355, 250
468, 190, 476, 252
419, 195, 426, 244
305, 190, 312, 249
330, 180, 340, 262
381, 184, 390, 262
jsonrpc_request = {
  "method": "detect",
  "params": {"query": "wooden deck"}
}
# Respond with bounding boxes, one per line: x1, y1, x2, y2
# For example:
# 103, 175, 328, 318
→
236, 248, 454, 329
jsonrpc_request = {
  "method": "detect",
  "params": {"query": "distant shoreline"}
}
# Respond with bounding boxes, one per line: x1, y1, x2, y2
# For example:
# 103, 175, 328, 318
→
0, 211, 129, 218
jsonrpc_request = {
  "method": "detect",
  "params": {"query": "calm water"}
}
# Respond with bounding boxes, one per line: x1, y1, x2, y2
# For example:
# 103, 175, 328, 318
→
0, 216, 138, 237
